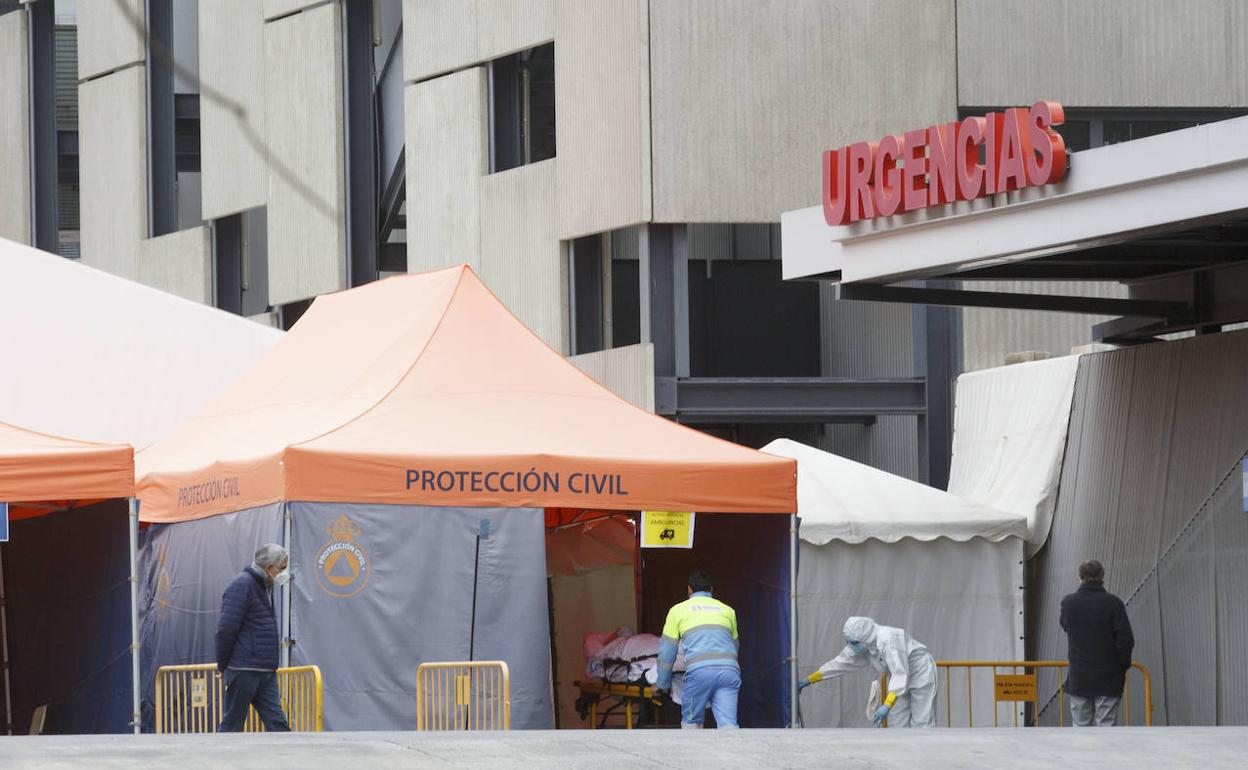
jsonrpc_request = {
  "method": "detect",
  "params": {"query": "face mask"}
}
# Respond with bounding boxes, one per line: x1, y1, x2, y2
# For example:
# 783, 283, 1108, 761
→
848, 641, 866, 655
273, 570, 291, 588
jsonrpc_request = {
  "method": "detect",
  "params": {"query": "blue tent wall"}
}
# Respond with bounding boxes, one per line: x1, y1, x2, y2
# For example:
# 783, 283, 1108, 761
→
2, 500, 131, 733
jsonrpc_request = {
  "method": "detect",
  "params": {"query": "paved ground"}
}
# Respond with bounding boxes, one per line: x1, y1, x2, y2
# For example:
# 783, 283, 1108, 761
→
1, 727, 1244, 769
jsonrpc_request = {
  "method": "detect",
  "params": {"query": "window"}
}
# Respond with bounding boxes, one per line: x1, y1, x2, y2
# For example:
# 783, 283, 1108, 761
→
213, 207, 268, 317
489, 43, 555, 173
147, 0, 202, 237
568, 229, 639, 355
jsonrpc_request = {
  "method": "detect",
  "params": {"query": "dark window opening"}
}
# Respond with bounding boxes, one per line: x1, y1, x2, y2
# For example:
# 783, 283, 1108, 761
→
568, 229, 640, 355
687, 259, 820, 378
279, 298, 313, 331
490, 42, 555, 173
148, 0, 202, 237
213, 207, 269, 317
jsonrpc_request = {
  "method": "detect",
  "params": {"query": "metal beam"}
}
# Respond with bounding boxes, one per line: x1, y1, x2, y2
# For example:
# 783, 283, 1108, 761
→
641, 224, 690, 413
837, 283, 1190, 318
343, 0, 377, 286
145, 0, 176, 237
912, 280, 960, 490
27, 0, 57, 251
669, 377, 926, 424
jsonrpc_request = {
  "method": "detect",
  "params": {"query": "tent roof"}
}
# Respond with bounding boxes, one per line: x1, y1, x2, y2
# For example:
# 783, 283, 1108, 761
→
761, 439, 1025, 544
0, 420, 133, 504
0, 237, 281, 448
138, 266, 796, 522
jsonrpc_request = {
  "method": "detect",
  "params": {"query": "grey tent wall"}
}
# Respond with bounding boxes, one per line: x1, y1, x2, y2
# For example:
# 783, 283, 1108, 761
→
1030, 329, 1248, 726
138, 503, 284, 731
288, 503, 553, 730
796, 536, 1020, 727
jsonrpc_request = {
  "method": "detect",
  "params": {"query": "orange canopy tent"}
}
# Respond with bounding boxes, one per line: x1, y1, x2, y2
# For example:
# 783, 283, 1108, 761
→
134, 265, 797, 731
136, 264, 795, 522
0, 421, 138, 735
0, 421, 133, 512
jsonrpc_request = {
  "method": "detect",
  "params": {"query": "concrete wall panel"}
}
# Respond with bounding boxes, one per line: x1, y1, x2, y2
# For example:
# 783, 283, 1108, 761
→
79, 66, 147, 279
404, 0, 554, 81
77, 0, 146, 80
199, 0, 268, 219
405, 67, 487, 272
555, 0, 650, 240
0, 10, 31, 245
139, 226, 213, 304
477, 0, 554, 63
479, 159, 565, 351
650, 0, 957, 222
569, 343, 655, 412
957, 0, 1248, 108
404, 0, 477, 81
263, 3, 347, 304
961, 280, 1128, 372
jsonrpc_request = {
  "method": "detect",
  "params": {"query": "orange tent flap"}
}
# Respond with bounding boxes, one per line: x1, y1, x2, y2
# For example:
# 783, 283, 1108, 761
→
0, 421, 134, 505
138, 265, 796, 523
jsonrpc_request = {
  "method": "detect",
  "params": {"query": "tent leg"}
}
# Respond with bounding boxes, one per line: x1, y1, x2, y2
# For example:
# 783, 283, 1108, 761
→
129, 497, 141, 735
281, 503, 292, 670
789, 513, 798, 729
1, 543, 12, 735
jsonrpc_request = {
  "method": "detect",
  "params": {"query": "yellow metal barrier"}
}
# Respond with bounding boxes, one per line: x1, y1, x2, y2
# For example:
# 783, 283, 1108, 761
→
154, 664, 324, 734
415, 661, 510, 731
883, 660, 1153, 727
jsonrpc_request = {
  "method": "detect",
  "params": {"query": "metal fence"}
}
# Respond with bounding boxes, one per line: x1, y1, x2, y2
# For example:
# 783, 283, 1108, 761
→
154, 664, 323, 734
415, 661, 510, 731
884, 660, 1153, 727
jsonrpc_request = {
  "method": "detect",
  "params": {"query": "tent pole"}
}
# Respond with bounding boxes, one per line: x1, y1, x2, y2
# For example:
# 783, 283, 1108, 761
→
128, 497, 141, 735
789, 513, 798, 729
281, 503, 292, 670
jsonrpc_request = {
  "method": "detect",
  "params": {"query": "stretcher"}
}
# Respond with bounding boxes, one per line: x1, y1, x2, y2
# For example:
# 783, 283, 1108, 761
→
573, 680, 663, 729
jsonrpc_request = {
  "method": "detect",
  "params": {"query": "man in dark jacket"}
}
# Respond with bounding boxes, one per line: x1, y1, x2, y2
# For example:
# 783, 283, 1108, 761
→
1060, 560, 1134, 726
215, 543, 291, 732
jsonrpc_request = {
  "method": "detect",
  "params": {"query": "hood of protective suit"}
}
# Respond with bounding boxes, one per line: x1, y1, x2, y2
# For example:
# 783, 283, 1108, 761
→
843, 616, 879, 648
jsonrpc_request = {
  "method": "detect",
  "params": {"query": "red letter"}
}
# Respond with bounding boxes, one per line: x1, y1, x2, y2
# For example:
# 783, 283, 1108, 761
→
822, 147, 849, 225
927, 122, 958, 206
956, 116, 986, 200
996, 108, 1029, 192
847, 141, 875, 222
872, 135, 903, 217
1026, 101, 1067, 185
901, 128, 929, 212
983, 112, 1004, 194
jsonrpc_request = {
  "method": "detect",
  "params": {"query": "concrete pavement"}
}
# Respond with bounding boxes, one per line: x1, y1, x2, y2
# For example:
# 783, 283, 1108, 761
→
0, 727, 1242, 769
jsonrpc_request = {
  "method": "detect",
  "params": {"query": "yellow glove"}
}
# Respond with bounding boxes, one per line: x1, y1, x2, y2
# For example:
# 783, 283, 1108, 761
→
808, 671, 824, 684
883, 692, 897, 709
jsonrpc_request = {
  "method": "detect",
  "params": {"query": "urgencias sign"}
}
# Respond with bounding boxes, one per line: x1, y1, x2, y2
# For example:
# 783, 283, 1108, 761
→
823, 101, 1067, 225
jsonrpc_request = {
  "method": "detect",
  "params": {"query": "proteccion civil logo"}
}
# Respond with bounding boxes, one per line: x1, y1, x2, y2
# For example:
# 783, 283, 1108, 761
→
314, 514, 371, 599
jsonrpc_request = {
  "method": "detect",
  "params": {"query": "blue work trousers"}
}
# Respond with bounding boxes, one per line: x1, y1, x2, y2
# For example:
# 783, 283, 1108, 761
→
681, 665, 741, 728
218, 669, 291, 732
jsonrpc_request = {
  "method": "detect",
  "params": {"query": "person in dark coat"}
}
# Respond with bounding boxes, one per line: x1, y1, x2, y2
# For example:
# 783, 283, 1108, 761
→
215, 543, 292, 732
1060, 560, 1134, 726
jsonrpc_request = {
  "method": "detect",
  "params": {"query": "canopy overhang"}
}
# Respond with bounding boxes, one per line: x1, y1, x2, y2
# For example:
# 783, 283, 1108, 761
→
761, 438, 1025, 545
782, 116, 1248, 342
0, 421, 134, 509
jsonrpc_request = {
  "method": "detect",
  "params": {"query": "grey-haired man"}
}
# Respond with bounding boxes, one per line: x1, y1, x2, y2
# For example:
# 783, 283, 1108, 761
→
215, 543, 292, 732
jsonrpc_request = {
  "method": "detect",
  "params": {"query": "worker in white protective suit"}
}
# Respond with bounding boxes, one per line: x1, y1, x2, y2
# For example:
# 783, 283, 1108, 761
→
798, 616, 937, 727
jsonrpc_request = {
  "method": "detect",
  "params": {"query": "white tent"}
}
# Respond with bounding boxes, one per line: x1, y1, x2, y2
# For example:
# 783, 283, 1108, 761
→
762, 438, 1027, 728
0, 238, 281, 447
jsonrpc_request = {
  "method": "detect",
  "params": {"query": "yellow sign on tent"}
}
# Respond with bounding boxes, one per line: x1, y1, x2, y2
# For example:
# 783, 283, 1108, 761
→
641, 511, 695, 549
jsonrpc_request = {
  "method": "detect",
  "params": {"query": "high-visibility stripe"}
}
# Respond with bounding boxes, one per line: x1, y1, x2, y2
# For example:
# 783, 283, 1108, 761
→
684, 623, 732, 636
687, 652, 738, 665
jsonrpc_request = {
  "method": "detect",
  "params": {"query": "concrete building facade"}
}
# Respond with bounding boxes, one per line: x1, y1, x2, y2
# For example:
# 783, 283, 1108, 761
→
2, 0, 1246, 486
